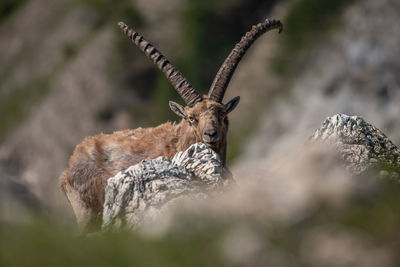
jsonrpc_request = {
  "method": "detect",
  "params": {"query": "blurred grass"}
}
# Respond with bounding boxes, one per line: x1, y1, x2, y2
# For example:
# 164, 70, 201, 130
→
0, 218, 225, 267
1, 172, 400, 267
1, 1, 399, 266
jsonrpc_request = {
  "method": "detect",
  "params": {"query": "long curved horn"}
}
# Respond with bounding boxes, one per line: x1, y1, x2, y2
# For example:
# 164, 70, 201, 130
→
208, 18, 283, 103
118, 22, 202, 107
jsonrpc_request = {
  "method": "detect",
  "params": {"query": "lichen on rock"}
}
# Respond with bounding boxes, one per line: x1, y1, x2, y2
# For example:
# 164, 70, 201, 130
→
103, 115, 400, 231
310, 114, 400, 175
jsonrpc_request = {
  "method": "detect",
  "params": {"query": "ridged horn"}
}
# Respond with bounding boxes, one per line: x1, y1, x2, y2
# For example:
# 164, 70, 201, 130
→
118, 22, 202, 107
208, 18, 283, 103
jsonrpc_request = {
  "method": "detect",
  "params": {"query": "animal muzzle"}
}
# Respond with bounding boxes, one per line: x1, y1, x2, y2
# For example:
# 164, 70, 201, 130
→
203, 128, 219, 144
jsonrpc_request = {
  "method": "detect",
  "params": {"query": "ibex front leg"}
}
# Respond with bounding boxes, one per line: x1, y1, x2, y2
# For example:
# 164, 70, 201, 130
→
60, 171, 97, 231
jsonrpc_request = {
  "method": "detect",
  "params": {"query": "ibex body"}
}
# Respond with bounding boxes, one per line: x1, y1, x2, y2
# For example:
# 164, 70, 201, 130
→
60, 19, 282, 230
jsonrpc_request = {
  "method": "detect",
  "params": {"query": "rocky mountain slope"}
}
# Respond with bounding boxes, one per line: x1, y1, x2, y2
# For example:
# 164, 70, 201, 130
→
233, 0, 400, 178
0, 0, 399, 224
0, 0, 279, 221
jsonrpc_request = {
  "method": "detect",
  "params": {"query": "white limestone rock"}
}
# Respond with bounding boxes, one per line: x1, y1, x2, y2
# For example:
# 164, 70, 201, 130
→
102, 143, 232, 230
311, 114, 400, 174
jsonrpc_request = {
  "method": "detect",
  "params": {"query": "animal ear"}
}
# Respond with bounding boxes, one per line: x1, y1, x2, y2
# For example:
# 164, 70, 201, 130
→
224, 96, 240, 114
169, 101, 187, 119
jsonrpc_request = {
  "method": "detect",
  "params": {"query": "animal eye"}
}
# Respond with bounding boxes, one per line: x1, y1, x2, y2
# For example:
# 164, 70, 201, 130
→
188, 116, 196, 123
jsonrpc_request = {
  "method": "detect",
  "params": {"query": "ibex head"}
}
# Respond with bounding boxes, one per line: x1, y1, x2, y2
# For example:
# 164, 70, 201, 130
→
61, 19, 283, 230
169, 96, 239, 149
118, 19, 282, 150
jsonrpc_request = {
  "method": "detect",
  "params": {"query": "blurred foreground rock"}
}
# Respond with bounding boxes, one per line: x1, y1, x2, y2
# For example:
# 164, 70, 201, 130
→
102, 114, 400, 232
102, 143, 232, 230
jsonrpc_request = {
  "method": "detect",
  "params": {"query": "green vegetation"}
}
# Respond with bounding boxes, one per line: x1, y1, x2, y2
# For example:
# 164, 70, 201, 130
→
0, 1, 77, 142
0, 0, 75, 89
377, 160, 400, 183
273, 0, 357, 76
1, 172, 400, 267
147, 0, 279, 153
0, 0, 360, 156
0, 0, 143, 143
226, 0, 357, 161
226, 0, 359, 161
0, 218, 225, 267
150, 0, 359, 162
0, 72, 54, 142
79, 0, 143, 29
0, 0, 27, 23
180, 0, 218, 92
148, 0, 220, 125
1, 2, 399, 266
226, 124, 253, 162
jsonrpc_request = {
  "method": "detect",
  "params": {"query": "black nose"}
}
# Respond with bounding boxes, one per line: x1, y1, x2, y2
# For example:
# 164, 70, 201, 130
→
204, 129, 218, 142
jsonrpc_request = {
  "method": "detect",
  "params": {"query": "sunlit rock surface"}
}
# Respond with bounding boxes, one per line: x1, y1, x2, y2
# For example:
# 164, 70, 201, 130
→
311, 114, 400, 175
103, 115, 400, 231
102, 143, 232, 230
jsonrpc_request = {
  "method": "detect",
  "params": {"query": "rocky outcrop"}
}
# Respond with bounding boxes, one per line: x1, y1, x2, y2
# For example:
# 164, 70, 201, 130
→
102, 115, 400, 231
234, 0, 400, 178
311, 114, 400, 175
102, 143, 232, 230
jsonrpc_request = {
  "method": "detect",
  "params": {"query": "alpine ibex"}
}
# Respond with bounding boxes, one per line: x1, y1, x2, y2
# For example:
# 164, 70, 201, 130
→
60, 18, 283, 230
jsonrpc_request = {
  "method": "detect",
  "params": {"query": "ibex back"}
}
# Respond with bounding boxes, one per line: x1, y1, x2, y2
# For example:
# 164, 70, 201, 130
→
60, 18, 282, 230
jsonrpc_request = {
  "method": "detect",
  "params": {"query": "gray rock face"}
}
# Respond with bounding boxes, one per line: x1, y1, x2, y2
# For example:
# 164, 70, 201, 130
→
102, 143, 232, 230
311, 114, 400, 174
102, 115, 400, 231
234, 0, 400, 180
